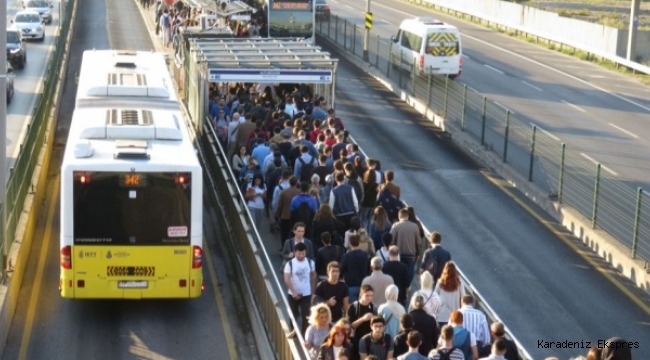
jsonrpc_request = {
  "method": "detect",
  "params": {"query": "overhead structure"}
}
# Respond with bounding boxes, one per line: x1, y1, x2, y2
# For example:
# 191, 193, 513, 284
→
181, 0, 256, 17
182, 37, 338, 130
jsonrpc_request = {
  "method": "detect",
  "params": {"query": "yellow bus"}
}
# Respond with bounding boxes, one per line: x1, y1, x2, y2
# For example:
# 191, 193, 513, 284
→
60, 50, 203, 299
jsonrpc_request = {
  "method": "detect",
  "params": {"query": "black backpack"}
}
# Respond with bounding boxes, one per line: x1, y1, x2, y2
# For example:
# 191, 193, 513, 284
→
436, 347, 458, 360
298, 156, 316, 182
291, 201, 315, 229
363, 333, 391, 358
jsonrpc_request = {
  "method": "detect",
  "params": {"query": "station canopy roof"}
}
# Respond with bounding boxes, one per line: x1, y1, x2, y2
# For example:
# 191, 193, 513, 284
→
182, 0, 256, 15
190, 38, 338, 70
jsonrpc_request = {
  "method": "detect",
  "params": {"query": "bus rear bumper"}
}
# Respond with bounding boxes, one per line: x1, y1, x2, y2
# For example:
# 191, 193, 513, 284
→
60, 276, 203, 299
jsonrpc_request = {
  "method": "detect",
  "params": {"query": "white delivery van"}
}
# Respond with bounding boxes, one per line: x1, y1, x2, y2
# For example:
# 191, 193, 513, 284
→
390, 17, 463, 79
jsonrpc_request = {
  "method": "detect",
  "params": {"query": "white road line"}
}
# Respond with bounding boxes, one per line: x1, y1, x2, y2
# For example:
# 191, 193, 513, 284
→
484, 64, 504, 75
463, 54, 471, 60
493, 101, 515, 115
580, 153, 618, 176
608, 123, 639, 139
522, 81, 543, 92
345, 4, 354, 9
561, 100, 586, 113
530, 122, 560, 141
369, 1, 650, 115
467, 85, 479, 93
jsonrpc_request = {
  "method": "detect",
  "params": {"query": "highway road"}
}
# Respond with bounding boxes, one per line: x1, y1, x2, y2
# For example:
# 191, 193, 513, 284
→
278, 51, 650, 358
324, 0, 650, 194
5, 0, 60, 175
0, 0, 260, 359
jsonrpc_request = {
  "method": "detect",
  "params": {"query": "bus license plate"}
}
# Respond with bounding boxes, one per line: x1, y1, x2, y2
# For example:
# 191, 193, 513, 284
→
118, 280, 148, 289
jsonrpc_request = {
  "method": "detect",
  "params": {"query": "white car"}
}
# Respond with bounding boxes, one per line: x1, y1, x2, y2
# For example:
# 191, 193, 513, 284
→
23, 0, 53, 25
11, 11, 45, 41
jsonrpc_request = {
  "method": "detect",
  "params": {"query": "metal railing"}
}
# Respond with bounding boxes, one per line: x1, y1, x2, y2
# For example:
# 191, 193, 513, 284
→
199, 118, 309, 360
1, 0, 75, 276
316, 14, 650, 268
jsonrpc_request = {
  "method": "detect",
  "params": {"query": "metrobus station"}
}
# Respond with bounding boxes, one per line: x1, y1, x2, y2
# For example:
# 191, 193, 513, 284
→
178, 37, 338, 129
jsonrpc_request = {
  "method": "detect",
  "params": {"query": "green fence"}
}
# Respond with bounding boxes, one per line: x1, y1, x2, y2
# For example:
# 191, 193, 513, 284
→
1, 0, 75, 273
316, 15, 650, 265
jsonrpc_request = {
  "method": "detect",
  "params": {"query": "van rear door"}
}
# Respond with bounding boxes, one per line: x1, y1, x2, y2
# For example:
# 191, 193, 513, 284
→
424, 29, 461, 75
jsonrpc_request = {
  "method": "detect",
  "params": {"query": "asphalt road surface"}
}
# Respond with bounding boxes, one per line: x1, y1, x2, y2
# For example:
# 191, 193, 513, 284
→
254, 51, 650, 358
325, 0, 650, 194
0, 0, 260, 359
5, 0, 60, 176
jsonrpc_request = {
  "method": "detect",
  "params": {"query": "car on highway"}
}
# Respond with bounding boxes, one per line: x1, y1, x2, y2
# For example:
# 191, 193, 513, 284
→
6, 64, 15, 104
23, 0, 53, 24
315, 0, 330, 21
11, 11, 45, 41
6, 29, 27, 69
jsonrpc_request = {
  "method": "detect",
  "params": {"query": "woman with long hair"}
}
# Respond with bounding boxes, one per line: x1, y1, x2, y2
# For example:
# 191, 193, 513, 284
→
434, 261, 465, 328
357, 228, 375, 256
409, 272, 442, 319
231, 145, 249, 178
359, 168, 378, 231
316, 324, 352, 360
369, 206, 392, 251
312, 204, 346, 250
407, 206, 426, 251
305, 304, 333, 359
377, 285, 406, 338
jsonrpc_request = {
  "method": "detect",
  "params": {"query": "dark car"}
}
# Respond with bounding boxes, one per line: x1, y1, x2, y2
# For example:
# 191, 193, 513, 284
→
6, 64, 15, 104
6, 29, 26, 69
315, 0, 330, 21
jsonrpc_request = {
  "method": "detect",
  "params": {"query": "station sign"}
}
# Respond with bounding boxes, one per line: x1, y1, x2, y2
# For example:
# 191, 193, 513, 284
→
209, 69, 333, 83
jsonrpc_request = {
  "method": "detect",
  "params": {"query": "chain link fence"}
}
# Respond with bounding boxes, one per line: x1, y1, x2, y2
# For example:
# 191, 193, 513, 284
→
316, 15, 650, 265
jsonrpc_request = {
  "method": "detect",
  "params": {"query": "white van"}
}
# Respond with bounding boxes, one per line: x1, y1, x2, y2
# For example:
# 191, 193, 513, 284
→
390, 17, 463, 79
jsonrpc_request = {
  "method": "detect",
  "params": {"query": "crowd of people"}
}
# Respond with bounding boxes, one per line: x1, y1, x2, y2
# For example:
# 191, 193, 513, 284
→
205, 73, 633, 360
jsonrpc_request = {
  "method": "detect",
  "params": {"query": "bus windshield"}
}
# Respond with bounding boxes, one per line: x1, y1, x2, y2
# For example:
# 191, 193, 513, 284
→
73, 172, 192, 245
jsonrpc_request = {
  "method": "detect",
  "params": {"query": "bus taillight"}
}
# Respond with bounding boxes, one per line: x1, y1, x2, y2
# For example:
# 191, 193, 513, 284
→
192, 246, 202, 269
61, 246, 72, 269
419, 54, 424, 70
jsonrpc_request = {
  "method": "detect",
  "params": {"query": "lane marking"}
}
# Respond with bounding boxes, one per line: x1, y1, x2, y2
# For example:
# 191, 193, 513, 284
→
493, 101, 515, 115
482, 172, 650, 317
522, 80, 543, 92
530, 122, 560, 141
580, 153, 618, 176
463, 54, 471, 60
467, 85, 479, 93
345, 4, 353, 9
369, 0, 650, 115
484, 64, 504, 75
204, 237, 239, 360
18, 176, 59, 360
561, 99, 586, 113
608, 123, 639, 139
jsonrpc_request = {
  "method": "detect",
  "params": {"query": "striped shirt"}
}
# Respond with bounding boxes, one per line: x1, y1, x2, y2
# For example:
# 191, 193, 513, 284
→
459, 305, 491, 346
428, 347, 465, 360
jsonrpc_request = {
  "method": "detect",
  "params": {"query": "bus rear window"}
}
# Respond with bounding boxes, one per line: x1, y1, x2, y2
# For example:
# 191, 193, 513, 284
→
73, 172, 192, 245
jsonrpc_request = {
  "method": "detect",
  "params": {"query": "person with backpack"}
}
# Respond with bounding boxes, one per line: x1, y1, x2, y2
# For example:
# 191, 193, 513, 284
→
346, 284, 376, 360
283, 242, 317, 336
408, 272, 442, 319
396, 331, 429, 360
159, 9, 172, 47
420, 232, 451, 285
358, 316, 394, 360
409, 294, 439, 357
429, 325, 465, 360
291, 181, 319, 241
295, 145, 318, 183
442, 311, 479, 360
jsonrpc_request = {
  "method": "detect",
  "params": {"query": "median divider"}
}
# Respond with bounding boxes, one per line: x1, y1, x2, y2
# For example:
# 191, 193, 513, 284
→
0, 0, 78, 354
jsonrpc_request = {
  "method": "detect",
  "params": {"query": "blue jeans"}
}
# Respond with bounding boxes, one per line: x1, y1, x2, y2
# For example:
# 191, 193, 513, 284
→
348, 286, 360, 304
359, 206, 373, 231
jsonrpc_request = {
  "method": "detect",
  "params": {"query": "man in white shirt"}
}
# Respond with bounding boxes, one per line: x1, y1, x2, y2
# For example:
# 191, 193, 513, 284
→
458, 295, 491, 349
283, 242, 316, 335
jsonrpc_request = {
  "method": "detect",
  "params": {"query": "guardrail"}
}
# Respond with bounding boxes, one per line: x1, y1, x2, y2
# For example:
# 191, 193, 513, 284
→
199, 117, 310, 360
1, 0, 75, 276
316, 14, 650, 270
412, 0, 650, 75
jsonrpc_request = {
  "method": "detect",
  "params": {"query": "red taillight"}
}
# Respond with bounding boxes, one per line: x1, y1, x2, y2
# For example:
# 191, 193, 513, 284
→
323, 5, 330, 10
192, 246, 202, 269
60, 246, 72, 269
459, 56, 464, 67
419, 54, 424, 69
